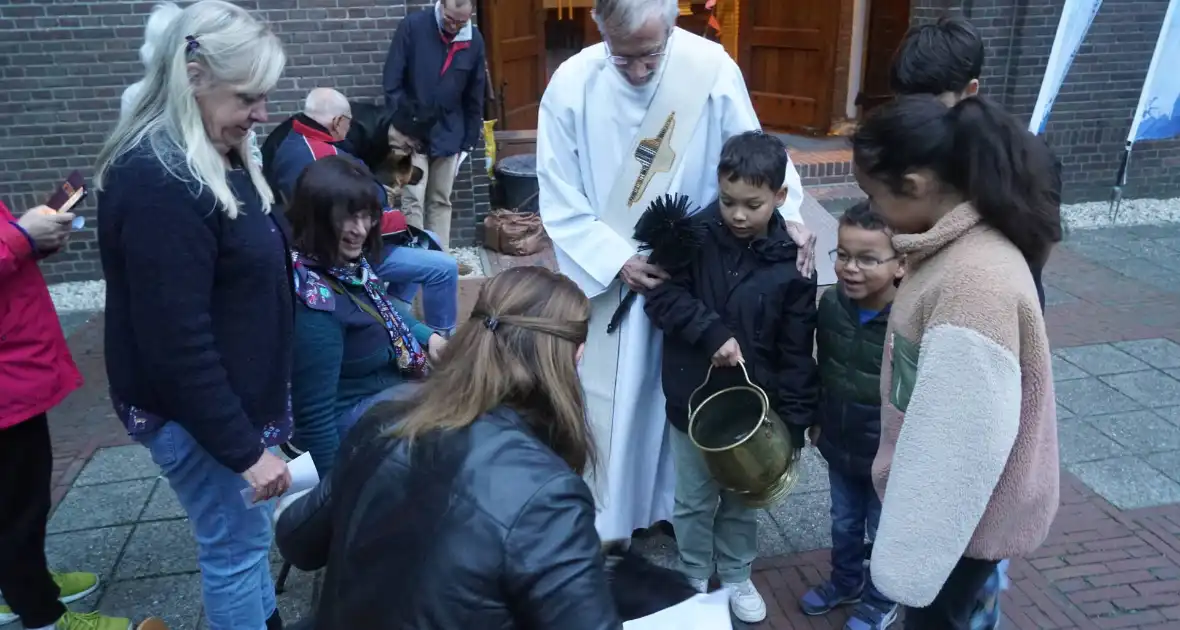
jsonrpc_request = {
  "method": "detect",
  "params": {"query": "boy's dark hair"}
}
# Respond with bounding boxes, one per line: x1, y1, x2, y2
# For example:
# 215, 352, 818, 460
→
890, 17, 985, 96
838, 201, 890, 233
718, 131, 787, 190
852, 95, 1062, 266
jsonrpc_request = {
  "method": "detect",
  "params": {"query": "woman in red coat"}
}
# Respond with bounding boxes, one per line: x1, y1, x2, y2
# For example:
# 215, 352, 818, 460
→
0, 200, 145, 630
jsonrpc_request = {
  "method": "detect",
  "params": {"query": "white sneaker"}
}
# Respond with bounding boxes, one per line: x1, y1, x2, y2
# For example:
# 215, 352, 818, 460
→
688, 577, 709, 593
724, 579, 767, 623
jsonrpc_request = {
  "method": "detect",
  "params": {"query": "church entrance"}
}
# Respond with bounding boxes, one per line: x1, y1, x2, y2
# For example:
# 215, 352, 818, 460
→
478, 0, 911, 135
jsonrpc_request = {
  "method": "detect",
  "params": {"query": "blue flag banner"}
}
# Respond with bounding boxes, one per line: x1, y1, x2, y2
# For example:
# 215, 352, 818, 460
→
1128, 0, 1180, 143
1029, 0, 1104, 135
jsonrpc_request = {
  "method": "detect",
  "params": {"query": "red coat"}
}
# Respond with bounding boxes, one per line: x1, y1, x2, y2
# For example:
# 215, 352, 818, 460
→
0, 200, 82, 429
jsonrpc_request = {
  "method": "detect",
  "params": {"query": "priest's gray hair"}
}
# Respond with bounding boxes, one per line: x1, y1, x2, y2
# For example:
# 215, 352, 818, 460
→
95, 0, 285, 219
303, 88, 351, 128
593, 0, 678, 37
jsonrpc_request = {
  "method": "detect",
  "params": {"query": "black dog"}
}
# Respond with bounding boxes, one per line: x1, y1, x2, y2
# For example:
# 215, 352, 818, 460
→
605, 547, 701, 622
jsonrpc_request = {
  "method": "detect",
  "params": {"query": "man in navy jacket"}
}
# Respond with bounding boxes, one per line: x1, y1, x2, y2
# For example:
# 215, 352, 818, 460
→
382, 0, 486, 250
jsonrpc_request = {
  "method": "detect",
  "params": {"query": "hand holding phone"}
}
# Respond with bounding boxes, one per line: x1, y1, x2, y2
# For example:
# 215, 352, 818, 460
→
18, 207, 75, 251
46, 170, 88, 230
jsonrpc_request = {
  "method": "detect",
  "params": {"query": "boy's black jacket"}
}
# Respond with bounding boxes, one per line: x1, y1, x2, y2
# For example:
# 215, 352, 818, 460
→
644, 202, 819, 442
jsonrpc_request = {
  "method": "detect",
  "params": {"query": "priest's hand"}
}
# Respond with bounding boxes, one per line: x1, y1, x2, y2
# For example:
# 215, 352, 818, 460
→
620, 254, 670, 292
786, 221, 817, 278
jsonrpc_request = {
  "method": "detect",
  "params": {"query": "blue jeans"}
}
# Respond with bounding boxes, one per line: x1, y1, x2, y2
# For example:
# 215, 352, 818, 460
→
376, 236, 458, 334
136, 423, 276, 630
829, 468, 892, 607
969, 559, 1010, 629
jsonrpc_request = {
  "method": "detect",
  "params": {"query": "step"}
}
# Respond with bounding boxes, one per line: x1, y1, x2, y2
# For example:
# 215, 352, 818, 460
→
805, 183, 867, 218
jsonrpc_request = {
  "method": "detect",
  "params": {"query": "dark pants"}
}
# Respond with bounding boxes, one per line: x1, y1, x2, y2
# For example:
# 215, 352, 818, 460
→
0, 415, 66, 627
904, 556, 1000, 629
828, 468, 892, 607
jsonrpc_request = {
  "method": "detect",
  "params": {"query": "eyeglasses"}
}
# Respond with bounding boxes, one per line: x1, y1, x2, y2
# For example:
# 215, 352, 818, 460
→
830, 249, 898, 270
604, 39, 668, 68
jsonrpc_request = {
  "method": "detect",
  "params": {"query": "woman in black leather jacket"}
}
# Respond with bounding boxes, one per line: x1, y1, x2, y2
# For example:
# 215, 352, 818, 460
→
275, 266, 622, 630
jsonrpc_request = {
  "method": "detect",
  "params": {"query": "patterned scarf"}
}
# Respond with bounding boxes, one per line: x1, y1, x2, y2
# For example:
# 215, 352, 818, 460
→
292, 252, 428, 377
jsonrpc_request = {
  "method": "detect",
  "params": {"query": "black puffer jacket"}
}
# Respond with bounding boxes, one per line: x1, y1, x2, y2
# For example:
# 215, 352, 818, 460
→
643, 203, 819, 442
275, 404, 622, 630
814, 286, 889, 477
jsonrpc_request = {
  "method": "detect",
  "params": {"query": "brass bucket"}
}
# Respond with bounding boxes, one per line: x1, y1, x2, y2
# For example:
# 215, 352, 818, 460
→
687, 361, 801, 508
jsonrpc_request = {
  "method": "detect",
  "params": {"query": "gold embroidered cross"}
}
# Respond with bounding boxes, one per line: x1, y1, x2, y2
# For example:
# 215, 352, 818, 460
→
628, 113, 677, 206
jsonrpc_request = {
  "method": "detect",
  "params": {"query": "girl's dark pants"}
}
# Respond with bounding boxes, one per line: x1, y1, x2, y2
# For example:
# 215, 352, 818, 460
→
0, 414, 66, 627
904, 556, 1000, 629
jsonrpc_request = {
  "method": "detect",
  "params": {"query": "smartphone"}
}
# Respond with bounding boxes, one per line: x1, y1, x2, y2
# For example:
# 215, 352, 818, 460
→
45, 170, 88, 229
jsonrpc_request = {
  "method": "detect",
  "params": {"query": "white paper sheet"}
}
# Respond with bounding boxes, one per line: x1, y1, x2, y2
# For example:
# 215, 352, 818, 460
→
622, 588, 733, 630
240, 451, 319, 509
453, 151, 469, 178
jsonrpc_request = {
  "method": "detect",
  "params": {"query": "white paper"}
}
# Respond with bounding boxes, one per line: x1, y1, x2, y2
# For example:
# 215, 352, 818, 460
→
622, 588, 733, 630
453, 151, 469, 178
240, 451, 319, 509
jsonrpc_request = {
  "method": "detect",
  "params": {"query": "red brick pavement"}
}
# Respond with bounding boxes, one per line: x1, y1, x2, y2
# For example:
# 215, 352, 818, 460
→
751, 475, 1180, 630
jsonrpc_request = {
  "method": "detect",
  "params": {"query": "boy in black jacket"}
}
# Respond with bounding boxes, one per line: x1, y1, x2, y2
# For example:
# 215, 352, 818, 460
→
644, 131, 819, 625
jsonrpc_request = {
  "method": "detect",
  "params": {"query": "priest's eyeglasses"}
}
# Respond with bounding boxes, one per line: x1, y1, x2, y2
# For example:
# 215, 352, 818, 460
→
830, 249, 898, 270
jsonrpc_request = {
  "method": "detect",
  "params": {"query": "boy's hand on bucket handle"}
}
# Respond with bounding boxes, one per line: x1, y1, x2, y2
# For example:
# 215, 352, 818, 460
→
711, 338, 744, 367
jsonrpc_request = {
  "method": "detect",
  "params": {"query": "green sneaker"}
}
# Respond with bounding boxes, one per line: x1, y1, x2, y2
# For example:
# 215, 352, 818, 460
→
0, 572, 101, 626
55, 611, 132, 630
52, 571, 101, 604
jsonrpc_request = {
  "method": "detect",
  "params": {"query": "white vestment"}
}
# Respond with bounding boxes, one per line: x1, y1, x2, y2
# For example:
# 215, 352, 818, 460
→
537, 28, 806, 542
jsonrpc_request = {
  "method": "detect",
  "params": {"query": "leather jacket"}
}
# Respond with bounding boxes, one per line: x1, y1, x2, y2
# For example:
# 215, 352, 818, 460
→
275, 404, 622, 630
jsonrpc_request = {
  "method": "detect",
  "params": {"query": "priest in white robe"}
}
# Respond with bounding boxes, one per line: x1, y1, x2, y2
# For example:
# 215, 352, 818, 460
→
537, 0, 815, 547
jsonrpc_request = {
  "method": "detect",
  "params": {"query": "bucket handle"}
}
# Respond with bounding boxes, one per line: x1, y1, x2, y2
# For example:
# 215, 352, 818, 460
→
687, 360, 759, 418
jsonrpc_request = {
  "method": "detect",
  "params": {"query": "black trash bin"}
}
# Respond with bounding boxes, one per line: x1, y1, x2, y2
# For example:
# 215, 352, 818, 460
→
494, 154, 539, 213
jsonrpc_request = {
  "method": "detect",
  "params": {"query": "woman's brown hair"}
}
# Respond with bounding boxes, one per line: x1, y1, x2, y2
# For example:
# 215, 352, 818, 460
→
286, 155, 384, 266
386, 266, 595, 474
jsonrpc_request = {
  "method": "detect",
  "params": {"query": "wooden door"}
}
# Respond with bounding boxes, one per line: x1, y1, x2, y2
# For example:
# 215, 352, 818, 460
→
857, 0, 910, 112
481, 0, 547, 130
739, 0, 841, 134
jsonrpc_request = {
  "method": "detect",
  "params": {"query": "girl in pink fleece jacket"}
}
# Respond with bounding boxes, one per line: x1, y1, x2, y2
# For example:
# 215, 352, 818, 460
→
850, 95, 1063, 629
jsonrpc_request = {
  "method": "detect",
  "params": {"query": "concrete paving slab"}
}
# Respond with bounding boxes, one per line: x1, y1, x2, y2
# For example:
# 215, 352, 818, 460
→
48, 479, 155, 534
74, 444, 159, 487
115, 520, 199, 580
1145, 450, 1180, 484
769, 490, 832, 554
1055, 377, 1144, 416
271, 562, 317, 626
1067, 455, 1180, 510
141, 478, 187, 521
1056, 418, 1130, 464
1042, 284, 1080, 307
1113, 338, 1180, 369
1101, 369, 1180, 408
792, 447, 829, 495
1151, 405, 1180, 429
1052, 355, 1089, 381
1084, 409, 1180, 454
99, 573, 203, 630
755, 509, 795, 557
1055, 344, 1151, 375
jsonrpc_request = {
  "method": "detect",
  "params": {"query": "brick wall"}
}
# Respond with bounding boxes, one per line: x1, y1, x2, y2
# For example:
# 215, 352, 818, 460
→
0, 0, 490, 284
910, 0, 1180, 203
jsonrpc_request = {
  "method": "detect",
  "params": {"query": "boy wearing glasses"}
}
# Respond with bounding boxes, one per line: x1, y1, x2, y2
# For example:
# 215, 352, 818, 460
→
800, 202, 903, 630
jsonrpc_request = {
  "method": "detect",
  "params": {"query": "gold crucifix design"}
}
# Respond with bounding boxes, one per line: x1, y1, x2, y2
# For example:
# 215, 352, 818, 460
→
628, 113, 677, 206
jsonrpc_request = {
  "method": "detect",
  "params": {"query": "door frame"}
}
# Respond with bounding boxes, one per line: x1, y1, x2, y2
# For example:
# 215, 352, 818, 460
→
478, 0, 548, 130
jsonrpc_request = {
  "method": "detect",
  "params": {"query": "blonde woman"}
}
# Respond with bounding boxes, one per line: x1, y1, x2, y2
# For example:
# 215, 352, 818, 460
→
276, 267, 622, 630
121, 2, 262, 166
95, 2, 291, 629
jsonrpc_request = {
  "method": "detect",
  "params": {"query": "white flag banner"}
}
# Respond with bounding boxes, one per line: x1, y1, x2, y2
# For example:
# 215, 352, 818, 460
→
1127, 0, 1180, 143
1028, 0, 1104, 134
